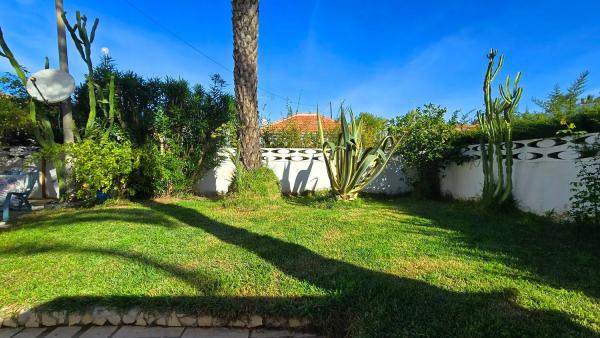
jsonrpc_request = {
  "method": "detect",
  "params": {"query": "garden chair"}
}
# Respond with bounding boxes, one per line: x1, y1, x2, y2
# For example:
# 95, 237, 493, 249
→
1, 168, 39, 222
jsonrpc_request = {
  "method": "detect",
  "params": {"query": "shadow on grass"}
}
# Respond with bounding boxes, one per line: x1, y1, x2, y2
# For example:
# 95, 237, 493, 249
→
1, 208, 180, 233
375, 197, 600, 301
2, 200, 596, 337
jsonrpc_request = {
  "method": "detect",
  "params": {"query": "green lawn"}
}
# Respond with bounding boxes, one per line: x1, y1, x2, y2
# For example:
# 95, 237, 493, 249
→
0, 196, 598, 337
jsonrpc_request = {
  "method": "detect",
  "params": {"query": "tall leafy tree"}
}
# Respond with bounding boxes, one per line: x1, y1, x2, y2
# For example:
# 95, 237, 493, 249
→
232, 0, 261, 169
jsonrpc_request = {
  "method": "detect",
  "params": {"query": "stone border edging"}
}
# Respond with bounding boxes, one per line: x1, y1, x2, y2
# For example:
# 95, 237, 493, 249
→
0, 307, 311, 330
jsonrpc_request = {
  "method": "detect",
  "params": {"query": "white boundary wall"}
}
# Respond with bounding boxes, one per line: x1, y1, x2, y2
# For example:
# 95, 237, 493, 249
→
195, 148, 412, 195
196, 133, 598, 216
441, 133, 598, 215
0, 146, 60, 200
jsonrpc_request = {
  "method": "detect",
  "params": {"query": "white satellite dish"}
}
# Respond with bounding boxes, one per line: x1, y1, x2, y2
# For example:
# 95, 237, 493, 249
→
26, 69, 76, 104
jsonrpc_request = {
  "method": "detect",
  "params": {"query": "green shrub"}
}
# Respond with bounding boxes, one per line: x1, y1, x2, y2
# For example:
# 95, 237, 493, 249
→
388, 104, 459, 198
0, 92, 34, 145
225, 158, 281, 209
67, 134, 138, 202
569, 135, 600, 226
128, 142, 190, 198
230, 166, 280, 199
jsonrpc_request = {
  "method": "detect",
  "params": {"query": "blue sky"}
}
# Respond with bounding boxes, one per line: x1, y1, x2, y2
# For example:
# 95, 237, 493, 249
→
1, 0, 599, 120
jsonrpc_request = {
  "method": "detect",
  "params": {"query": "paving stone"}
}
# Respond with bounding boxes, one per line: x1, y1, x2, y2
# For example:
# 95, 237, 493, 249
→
250, 329, 296, 338
106, 311, 122, 326
248, 316, 263, 328
196, 316, 212, 327
167, 312, 180, 327
53, 311, 66, 325
79, 326, 118, 338
17, 311, 38, 328
178, 315, 197, 327
122, 308, 140, 325
134, 313, 146, 326
263, 317, 286, 328
1, 319, 17, 328
286, 318, 309, 329
11, 328, 46, 338
113, 326, 184, 338
0, 328, 23, 338
182, 328, 249, 338
81, 312, 93, 325
67, 313, 81, 326
45, 326, 82, 338
228, 319, 246, 328
250, 330, 318, 338
40, 312, 57, 327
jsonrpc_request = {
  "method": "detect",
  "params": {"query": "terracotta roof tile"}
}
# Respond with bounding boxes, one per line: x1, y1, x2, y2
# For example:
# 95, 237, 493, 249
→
265, 113, 337, 133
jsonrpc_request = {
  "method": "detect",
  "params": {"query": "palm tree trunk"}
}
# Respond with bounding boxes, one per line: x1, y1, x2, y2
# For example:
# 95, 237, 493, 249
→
232, 0, 261, 169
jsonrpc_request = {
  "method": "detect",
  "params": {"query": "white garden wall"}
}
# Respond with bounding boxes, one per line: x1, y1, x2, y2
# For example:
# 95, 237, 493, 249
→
0, 146, 60, 200
440, 133, 598, 215
194, 148, 412, 195
196, 133, 598, 216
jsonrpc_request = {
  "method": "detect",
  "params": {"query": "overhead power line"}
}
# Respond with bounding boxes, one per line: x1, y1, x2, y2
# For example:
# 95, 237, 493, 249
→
123, 0, 317, 109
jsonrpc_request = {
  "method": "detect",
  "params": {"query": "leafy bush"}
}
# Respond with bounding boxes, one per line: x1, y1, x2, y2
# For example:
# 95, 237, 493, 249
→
357, 112, 387, 148
67, 133, 138, 202
261, 118, 339, 148
225, 151, 280, 209
230, 166, 280, 200
0, 93, 33, 145
128, 142, 190, 198
73, 57, 236, 189
388, 104, 459, 198
569, 134, 600, 226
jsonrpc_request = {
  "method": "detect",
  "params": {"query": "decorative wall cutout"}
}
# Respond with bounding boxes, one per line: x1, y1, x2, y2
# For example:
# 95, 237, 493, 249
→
462, 133, 598, 162
262, 148, 325, 162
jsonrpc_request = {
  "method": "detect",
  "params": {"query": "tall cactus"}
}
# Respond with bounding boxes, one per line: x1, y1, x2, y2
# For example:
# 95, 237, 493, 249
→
62, 11, 99, 134
477, 49, 523, 206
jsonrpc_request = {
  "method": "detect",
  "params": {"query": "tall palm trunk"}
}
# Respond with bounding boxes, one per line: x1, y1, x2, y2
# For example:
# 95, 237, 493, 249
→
232, 0, 261, 169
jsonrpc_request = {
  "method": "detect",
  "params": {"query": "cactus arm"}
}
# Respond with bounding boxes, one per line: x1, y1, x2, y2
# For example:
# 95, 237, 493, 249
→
108, 75, 116, 126
86, 75, 97, 131
89, 18, 99, 43
62, 12, 87, 64
317, 105, 324, 145
0, 27, 27, 85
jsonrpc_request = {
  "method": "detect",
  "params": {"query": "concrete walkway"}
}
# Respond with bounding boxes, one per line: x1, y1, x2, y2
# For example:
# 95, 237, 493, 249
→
0, 326, 320, 338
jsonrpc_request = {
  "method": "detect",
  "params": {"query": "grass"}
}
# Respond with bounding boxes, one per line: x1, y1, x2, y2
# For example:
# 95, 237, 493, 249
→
0, 195, 598, 337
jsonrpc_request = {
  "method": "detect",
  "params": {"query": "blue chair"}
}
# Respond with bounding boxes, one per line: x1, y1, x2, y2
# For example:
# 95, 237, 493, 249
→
2, 169, 40, 222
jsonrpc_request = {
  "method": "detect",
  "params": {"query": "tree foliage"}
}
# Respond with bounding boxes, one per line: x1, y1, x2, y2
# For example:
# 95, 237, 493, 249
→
533, 71, 592, 117
388, 104, 459, 198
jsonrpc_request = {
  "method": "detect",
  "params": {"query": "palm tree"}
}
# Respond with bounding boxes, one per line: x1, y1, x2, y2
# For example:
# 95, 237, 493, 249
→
232, 0, 261, 169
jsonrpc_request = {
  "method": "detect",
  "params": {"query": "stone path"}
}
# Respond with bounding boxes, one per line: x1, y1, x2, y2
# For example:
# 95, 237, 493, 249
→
0, 326, 320, 338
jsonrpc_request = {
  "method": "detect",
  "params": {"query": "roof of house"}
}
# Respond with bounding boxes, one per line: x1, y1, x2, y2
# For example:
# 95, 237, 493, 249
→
265, 113, 337, 133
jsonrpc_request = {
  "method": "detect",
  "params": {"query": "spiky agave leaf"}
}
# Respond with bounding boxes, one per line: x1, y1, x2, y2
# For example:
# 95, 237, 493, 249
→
318, 104, 405, 200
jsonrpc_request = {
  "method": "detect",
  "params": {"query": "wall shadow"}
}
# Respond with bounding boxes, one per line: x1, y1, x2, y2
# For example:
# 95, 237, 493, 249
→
2, 200, 597, 337
375, 197, 600, 300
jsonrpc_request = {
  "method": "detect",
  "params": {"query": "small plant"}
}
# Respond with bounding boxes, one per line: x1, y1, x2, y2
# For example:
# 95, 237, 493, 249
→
317, 104, 404, 201
225, 149, 281, 209
477, 49, 523, 207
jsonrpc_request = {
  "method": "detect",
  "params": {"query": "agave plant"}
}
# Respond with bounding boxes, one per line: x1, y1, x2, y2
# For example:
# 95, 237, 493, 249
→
317, 105, 403, 201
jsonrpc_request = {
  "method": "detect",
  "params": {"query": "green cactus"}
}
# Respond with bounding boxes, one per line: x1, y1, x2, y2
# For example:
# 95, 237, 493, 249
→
317, 104, 404, 201
62, 10, 100, 134
477, 49, 523, 206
